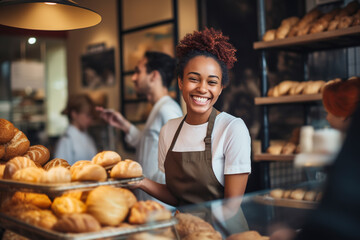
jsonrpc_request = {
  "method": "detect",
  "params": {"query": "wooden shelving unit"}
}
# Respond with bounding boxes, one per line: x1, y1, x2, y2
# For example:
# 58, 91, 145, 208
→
253, 154, 296, 162
253, 25, 360, 52
254, 93, 322, 105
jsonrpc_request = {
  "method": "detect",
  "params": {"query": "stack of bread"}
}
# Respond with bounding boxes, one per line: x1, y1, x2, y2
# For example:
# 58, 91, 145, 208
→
262, 1, 360, 42
267, 80, 326, 97
269, 188, 322, 202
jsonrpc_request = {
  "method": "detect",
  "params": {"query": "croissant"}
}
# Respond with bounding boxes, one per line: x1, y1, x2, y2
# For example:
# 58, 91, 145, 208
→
110, 159, 142, 179
3, 157, 37, 179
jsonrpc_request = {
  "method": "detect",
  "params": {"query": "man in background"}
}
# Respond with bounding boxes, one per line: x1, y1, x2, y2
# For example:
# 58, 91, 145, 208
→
97, 51, 183, 204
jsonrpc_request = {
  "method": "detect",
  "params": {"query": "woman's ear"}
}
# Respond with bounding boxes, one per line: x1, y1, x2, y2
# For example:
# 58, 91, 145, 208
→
178, 77, 183, 90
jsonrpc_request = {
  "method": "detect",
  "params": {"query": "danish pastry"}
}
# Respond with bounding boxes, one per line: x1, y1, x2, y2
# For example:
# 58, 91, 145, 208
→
2, 128, 30, 161
0, 119, 15, 144
23, 145, 50, 166
86, 186, 129, 226
43, 158, 71, 170
91, 150, 121, 168
128, 200, 172, 224
3, 156, 37, 179
53, 213, 101, 233
51, 196, 86, 217
110, 159, 143, 179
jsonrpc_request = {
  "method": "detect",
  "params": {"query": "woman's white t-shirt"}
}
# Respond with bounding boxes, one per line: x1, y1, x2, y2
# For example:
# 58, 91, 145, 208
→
158, 112, 251, 186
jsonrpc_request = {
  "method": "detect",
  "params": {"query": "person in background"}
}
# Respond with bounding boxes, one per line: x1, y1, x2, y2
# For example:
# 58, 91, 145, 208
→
54, 94, 97, 165
134, 28, 251, 206
97, 51, 183, 203
322, 77, 360, 133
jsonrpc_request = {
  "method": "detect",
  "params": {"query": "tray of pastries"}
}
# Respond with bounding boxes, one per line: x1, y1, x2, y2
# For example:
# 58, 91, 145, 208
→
254, 187, 322, 209
0, 187, 178, 240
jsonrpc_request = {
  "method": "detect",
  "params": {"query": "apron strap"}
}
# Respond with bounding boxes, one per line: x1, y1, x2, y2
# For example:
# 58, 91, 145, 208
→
169, 115, 186, 151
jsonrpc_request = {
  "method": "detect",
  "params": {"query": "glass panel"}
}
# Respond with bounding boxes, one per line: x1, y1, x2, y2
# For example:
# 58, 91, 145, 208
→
124, 102, 152, 122
124, 75, 137, 100
122, 0, 172, 30
123, 23, 174, 72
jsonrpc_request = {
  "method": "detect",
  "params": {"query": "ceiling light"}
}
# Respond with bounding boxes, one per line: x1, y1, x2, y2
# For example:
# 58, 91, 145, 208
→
0, 0, 102, 31
28, 37, 37, 44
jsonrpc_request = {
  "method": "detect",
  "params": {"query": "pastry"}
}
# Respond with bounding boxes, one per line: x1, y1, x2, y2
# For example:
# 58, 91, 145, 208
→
338, 16, 354, 29
22, 145, 50, 166
174, 212, 216, 238
70, 160, 92, 174
290, 189, 306, 200
226, 231, 269, 240
303, 190, 317, 201
266, 145, 283, 155
328, 19, 340, 31
277, 81, 298, 96
11, 192, 52, 209
115, 187, 137, 208
3, 156, 37, 179
262, 29, 276, 42
44, 166, 71, 183
128, 200, 172, 224
267, 87, 274, 97
43, 158, 71, 170
183, 231, 223, 240
51, 196, 86, 217
110, 159, 143, 179
283, 190, 292, 199
86, 186, 129, 226
91, 150, 121, 168
1, 230, 29, 240
309, 18, 329, 34
276, 17, 299, 39
18, 209, 58, 229
2, 128, 30, 161
281, 142, 296, 154
0, 119, 15, 144
290, 81, 307, 95
303, 80, 326, 94
269, 189, 284, 199
52, 213, 101, 233
12, 167, 46, 183
71, 162, 107, 182
0, 164, 5, 179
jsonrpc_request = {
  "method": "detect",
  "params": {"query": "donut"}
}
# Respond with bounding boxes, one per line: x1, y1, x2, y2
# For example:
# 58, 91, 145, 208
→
23, 145, 50, 166
3, 128, 30, 161
0, 119, 15, 144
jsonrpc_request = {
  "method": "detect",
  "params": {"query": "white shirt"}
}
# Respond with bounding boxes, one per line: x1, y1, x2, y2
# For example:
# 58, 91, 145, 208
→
125, 96, 183, 202
54, 125, 97, 165
159, 112, 251, 186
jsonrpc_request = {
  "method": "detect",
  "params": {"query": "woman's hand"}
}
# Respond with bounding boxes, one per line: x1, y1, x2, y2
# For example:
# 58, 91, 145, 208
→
95, 106, 131, 133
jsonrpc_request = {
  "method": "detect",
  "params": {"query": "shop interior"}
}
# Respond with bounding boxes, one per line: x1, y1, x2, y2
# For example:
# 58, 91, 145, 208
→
0, 0, 360, 239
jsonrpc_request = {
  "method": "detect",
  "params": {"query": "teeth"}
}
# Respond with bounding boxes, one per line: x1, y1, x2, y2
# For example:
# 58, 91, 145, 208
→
193, 96, 208, 103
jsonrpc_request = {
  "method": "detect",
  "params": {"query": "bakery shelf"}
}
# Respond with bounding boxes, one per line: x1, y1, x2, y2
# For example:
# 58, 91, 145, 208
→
0, 176, 144, 197
253, 154, 296, 162
253, 195, 318, 210
253, 25, 360, 52
254, 93, 322, 105
0, 212, 178, 240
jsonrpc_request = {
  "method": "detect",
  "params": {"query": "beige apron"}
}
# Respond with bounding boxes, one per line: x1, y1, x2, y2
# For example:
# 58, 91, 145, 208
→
164, 108, 223, 205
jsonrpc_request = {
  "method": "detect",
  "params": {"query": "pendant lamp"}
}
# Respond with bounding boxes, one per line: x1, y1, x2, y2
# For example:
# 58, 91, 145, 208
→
0, 0, 102, 30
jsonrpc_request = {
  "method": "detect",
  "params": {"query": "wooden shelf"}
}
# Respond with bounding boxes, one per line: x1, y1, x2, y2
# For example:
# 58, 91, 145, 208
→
254, 93, 322, 105
253, 154, 296, 162
253, 25, 360, 52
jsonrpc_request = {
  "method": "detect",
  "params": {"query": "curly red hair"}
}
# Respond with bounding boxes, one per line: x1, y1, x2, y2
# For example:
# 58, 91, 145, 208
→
322, 78, 360, 118
176, 27, 237, 69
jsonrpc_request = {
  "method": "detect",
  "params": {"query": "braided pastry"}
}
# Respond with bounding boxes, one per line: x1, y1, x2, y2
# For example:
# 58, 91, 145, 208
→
23, 145, 50, 166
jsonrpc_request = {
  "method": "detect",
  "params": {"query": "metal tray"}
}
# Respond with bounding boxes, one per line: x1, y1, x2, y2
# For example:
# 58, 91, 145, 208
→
0, 176, 144, 197
253, 195, 319, 209
0, 212, 178, 240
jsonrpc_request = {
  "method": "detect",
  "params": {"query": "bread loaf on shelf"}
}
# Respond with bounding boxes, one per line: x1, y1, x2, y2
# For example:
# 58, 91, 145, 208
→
110, 159, 143, 179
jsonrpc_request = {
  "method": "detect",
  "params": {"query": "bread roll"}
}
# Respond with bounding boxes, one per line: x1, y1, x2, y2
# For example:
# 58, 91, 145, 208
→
1, 230, 29, 240
43, 158, 71, 170
276, 17, 299, 39
283, 190, 292, 199
266, 145, 283, 155
12, 167, 46, 183
175, 212, 215, 238
0, 164, 5, 179
71, 162, 107, 182
267, 87, 275, 97
23, 145, 50, 166
281, 142, 297, 154
129, 200, 172, 224
110, 159, 143, 179
338, 16, 354, 29
86, 186, 129, 226
70, 160, 92, 174
269, 189, 284, 199
303, 190, 317, 201
3, 157, 37, 179
303, 80, 326, 94
277, 81, 298, 96
290, 189, 306, 200
0, 119, 15, 144
262, 29, 276, 42
53, 213, 101, 233
115, 188, 137, 208
91, 150, 121, 168
51, 196, 86, 217
18, 209, 58, 229
328, 19, 340, 31
2, 128, 30, 161
11, 192, 52, 209
44, 166, 71, 183
291, 81, 308, 95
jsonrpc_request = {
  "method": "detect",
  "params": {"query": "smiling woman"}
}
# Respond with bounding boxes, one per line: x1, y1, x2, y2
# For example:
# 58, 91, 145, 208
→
133, 28, 252, 209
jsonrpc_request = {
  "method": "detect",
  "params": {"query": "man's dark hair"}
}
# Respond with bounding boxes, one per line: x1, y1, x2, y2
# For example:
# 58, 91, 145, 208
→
144, 51, 176, 88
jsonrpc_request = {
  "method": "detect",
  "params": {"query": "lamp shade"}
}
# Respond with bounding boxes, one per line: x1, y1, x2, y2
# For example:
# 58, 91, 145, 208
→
0, 0, 102, 30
